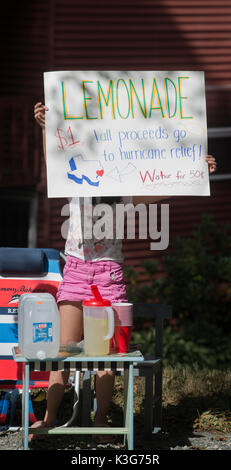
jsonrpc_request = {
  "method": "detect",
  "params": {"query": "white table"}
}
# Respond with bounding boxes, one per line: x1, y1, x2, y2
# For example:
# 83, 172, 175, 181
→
12, 347, 144, 450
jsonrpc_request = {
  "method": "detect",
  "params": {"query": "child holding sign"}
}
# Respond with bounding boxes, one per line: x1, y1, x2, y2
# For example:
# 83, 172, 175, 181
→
32, 102, 216, 442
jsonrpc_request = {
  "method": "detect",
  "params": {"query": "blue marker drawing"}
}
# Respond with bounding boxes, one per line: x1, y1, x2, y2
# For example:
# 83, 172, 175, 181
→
67, 154, 104, 187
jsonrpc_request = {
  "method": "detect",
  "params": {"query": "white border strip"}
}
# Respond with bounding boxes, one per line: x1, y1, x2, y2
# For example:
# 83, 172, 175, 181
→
0, 315, 18, 323
0, 273, 61, 281
208, 127, 231, 138
0, 343, 17, 356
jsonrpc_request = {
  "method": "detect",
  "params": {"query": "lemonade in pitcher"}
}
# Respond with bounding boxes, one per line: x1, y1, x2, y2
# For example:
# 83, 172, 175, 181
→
84, 315, 110, 355
82, 285, 114, 356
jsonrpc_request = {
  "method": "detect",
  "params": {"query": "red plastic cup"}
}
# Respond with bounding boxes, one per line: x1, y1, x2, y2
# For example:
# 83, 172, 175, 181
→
110, 303, 133, 353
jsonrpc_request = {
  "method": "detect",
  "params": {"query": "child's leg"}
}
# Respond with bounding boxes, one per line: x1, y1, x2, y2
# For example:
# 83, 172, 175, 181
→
43, 301, 83, 426
94, 370, 115, 426
35, 299, 115, 428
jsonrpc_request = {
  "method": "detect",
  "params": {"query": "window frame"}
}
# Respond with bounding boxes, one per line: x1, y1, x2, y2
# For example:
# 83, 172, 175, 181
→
208, 127, 231, 181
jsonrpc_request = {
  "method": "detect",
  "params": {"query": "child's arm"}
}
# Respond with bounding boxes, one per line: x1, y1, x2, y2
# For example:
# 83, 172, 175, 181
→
206, 154, 217, 174
34, 102, 48, 160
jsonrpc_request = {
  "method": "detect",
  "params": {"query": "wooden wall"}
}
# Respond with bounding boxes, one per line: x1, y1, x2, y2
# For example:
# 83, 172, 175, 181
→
0, 0, 230, 283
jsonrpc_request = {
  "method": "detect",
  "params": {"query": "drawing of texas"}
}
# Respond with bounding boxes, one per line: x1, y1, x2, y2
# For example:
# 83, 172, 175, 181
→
67, 154, 104, 187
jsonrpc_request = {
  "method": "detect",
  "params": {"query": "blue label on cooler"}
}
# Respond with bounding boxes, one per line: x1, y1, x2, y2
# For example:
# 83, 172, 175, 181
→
32, 322, 53, 343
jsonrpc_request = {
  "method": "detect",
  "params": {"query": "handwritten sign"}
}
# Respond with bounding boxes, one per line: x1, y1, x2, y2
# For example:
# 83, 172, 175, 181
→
44, 70, 209, 197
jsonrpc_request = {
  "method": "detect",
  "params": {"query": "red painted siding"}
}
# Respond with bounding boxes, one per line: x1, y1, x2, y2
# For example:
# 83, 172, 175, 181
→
0, 0, 230, 282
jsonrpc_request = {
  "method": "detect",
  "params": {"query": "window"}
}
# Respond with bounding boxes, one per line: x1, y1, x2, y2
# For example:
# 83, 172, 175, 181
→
0, 190, 38, 247
208, 128, 231, 179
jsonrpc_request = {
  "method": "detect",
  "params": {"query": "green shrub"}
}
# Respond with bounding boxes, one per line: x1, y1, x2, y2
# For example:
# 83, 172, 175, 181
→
125, 214, 231, 368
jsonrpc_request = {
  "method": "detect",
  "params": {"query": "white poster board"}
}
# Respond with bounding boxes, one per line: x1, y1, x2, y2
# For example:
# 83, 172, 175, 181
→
44, 70, 209, 197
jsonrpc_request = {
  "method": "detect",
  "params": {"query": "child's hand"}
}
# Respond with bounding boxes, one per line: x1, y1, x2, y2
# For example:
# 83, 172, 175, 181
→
206, 154, 217, 174
34, 102, 48, 128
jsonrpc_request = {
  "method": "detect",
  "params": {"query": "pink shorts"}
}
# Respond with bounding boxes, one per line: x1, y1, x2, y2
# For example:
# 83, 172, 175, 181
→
56, 255, 128, 304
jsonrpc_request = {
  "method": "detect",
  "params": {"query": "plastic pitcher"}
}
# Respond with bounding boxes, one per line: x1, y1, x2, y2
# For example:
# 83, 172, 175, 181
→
18, 293, 60, 359
83, 285, 114, 356
110, 303, 133, 353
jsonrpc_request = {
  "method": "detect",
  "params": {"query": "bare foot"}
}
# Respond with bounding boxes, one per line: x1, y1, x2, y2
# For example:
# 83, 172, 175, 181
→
28, 420, 54, 442
93, 422, 115, 443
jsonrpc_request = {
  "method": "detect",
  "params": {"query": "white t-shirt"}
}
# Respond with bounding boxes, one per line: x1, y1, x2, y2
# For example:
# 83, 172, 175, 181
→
64, 197, 132, 263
